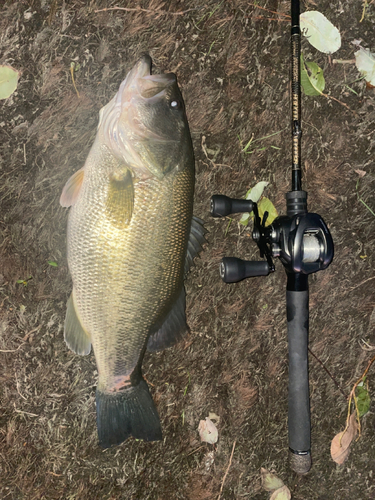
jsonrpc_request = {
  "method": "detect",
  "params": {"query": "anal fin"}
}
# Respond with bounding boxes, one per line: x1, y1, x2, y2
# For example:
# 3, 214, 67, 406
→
147, 288, 188, 352
64, 291, 91, 355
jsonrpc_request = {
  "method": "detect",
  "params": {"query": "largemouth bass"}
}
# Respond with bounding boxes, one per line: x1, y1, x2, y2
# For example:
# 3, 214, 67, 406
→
60, 55, 205, 448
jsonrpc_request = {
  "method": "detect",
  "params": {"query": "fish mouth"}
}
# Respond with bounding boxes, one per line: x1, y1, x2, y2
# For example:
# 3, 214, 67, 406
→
98, 55, 177, 176
124, 54, 176, 101
118, 55, 177, 143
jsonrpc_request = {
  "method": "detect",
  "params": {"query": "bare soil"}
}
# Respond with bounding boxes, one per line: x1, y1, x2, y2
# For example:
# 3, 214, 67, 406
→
1, 1, 375, 499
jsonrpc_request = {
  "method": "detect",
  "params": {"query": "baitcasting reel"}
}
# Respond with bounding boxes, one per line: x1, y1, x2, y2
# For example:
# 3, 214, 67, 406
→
210, 190, 333, 283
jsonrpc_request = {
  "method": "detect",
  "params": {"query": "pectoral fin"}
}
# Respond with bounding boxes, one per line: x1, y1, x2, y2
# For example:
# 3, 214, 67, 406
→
60, 168, 85, 207
105, 169, 134, 229
64, 291, 91, 355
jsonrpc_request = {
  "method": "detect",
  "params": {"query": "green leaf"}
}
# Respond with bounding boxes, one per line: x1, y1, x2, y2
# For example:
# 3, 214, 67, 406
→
300, 11, 341, 54
356, 381, 371, 417
300, 54, 325, 96
245, 181, 269, 203
239, 181, 269, 225
0, 65, 20, 100
48, 260, 58, 267
258, 197, 278, 227
16, 276, 32, 286
239, 184, 278, 227
355, 47, 375, 86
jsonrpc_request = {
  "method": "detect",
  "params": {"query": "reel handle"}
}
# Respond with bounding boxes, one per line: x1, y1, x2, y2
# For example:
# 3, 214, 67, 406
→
210, 195, 254, 217
220, 257, 270, 283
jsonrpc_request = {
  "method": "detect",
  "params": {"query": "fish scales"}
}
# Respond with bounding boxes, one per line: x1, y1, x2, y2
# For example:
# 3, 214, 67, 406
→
68, 142, 194, 388
60, 55, 205, 447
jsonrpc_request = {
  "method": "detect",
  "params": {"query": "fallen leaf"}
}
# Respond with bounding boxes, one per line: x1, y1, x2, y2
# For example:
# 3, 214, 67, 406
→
258, 197, 279, 227
356, 380, 371, 418
300, 11, 341, 54
261, 468, 284, 491
355, 47, 375, 87
354, 169, 366, 177
245, 181, 269, 203
0, 65, 20, 99
330, 411, 358, 464
239, 182, 277, 227
198, 417, 218, 444
300, 54, 325, 96
270, 485, 292, 500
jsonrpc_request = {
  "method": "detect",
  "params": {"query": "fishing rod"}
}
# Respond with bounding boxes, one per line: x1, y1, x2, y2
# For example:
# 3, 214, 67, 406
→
210, 0, 334, 474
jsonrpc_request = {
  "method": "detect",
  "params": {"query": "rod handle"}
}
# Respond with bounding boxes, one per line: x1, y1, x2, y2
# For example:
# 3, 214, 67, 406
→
287, 288, 311, 474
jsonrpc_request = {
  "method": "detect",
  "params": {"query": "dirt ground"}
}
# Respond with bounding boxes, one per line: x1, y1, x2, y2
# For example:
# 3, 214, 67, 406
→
1, 0, 375, 499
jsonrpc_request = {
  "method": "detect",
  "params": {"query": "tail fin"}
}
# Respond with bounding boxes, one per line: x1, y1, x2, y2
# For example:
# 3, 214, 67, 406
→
96, 379, 162, 448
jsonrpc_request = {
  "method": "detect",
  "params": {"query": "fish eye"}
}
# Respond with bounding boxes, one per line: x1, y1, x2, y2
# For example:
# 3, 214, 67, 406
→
169, 99, 182, 110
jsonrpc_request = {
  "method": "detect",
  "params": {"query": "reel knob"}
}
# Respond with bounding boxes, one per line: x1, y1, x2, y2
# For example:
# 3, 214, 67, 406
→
210, 195, 254, 217
220, 257, 270, 283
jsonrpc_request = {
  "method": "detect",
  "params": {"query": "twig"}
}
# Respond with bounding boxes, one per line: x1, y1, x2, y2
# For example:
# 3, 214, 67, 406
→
0, 344, 24, 353
94, 6, 197, 16
14, 407, 38, 417
350, 275, 375, 291
332, 59, 356, 65
360, 0, 368, 22
217, 440, 236, 500
309, 348, 347, 400
249, 4, 290, 17
251, 16, 289, 22
321, 91, 357, 116
360, 339, 375, 351
186, 445, 204, 456
15, 372, 27, 400
70, 63, 80, 98
201, 135, 231, 169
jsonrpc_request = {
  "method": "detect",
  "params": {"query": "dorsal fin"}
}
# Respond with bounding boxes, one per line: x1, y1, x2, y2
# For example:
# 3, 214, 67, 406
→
147, 288, 188, 352
184, 216, 207, 276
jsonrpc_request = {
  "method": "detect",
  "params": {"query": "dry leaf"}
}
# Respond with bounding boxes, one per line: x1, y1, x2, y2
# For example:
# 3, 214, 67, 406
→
270, 485, 292, 500
330, 411, 358, 464
261, 468, 284, 491
198, 417, 218, 444
354, 169, 366, 177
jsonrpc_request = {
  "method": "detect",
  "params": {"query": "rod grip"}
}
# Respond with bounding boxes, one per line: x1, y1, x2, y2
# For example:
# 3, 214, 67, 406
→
286, 288, 311, 471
